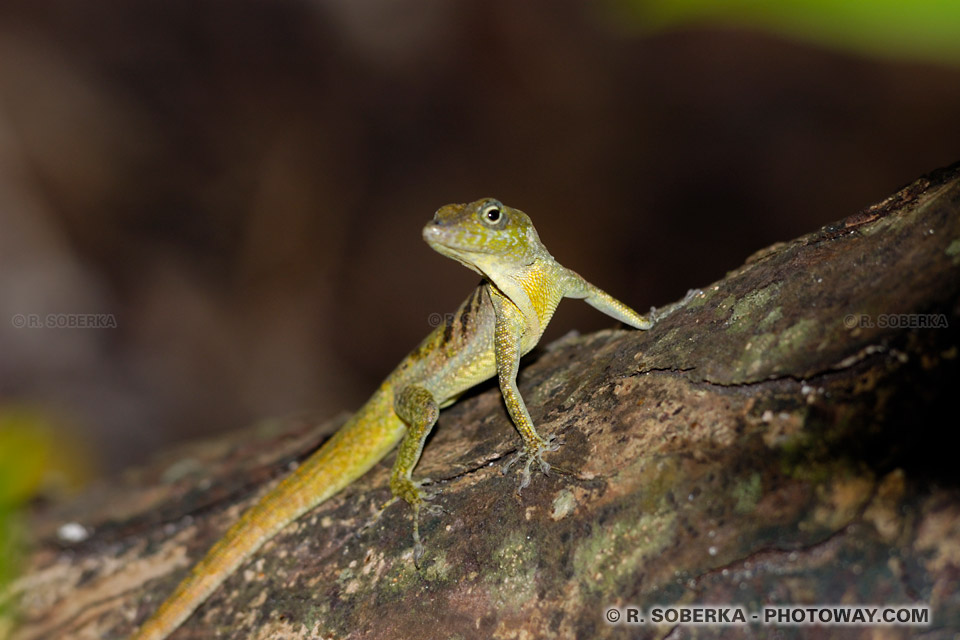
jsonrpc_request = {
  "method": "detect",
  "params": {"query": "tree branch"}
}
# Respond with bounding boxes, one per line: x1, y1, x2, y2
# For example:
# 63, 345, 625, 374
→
10, 162, 960, 640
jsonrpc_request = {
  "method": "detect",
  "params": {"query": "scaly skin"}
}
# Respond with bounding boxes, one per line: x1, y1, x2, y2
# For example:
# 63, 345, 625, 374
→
130, 198, 653, 640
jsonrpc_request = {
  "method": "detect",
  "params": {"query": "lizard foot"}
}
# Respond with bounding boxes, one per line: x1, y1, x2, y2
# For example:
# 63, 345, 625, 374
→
411, 499, 446, 567
502, 433, 562, 494
390, 475, 440, 505
390, 476, 444, 566
649, 288, 704, 323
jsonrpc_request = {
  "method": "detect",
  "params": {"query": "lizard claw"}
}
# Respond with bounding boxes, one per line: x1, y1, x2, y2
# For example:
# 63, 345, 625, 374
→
390, 475, 443, 567
502, 433, 563, 494
420, 502, 445, 517
418, 483, 445, 516
649, 288, 703, 322
390, 475, 437, 506
411, 498, 445, 568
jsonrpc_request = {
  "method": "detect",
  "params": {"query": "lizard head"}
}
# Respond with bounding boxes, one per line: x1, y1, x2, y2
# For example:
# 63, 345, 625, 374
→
422, 198, 549, 277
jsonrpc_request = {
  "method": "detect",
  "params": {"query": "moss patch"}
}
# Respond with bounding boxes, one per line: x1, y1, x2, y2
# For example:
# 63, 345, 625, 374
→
733, 472, 763, 514
727, 284, 782, 333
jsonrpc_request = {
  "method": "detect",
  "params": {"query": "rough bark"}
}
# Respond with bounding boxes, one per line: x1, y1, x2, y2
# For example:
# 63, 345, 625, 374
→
9, 163, 960, 639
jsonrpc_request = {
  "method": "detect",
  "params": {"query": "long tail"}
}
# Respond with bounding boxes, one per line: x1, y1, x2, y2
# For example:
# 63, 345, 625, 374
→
131, 387, 405, 640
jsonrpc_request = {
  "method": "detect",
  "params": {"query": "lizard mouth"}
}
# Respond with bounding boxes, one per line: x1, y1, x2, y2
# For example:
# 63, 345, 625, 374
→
422, 222, 489, 275
422, 222, 493, 255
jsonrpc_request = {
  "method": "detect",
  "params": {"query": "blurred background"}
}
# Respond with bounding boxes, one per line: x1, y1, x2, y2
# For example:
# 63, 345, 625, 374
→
2, 0, 960, 499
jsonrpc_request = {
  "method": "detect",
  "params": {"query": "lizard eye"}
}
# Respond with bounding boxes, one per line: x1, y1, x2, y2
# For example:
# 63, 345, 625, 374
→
481, 203, 503, 226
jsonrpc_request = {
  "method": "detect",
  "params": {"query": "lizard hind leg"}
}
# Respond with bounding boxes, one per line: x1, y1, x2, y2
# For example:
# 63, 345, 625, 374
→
390, 384, 444, 565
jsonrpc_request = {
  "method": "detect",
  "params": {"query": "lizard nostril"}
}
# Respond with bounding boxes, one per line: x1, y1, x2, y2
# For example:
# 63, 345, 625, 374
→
422, 224, 443, 242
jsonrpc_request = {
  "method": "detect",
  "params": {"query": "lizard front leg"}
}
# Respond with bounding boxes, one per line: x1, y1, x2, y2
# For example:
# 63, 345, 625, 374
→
390, 384, 442, 563
562, 269, 654, 330
491, 290, 560, 492
569, 273, 699, 327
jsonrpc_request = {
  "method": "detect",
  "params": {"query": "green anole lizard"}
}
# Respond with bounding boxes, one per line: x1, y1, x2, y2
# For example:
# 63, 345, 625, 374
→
131, 198, 654, 640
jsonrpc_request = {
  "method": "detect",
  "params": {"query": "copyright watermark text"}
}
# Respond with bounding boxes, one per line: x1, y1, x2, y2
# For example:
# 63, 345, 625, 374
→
10, 313, 118, 329
605, 604, 929, 627
427, 312, 456, 328
843, 313, 947, 330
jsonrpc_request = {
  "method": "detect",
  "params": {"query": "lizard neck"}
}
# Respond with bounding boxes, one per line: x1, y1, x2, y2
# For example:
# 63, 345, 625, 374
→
487, 257, 566, 341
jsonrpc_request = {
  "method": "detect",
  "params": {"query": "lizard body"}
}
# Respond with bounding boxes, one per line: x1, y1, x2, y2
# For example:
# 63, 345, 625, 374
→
130, 199, 652, 640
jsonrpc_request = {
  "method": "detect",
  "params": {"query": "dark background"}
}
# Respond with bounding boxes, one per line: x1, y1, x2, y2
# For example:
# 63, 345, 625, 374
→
2, 0, 959, 476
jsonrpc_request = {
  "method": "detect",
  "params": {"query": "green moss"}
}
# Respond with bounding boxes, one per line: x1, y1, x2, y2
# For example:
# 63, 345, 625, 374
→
635, 458, 680, 513
421, 551, 451, 582
336, 566, 355, 584
160, 458, 204, 484
301, 602, 331, 635
733, 472, 763, 513
380, 556, 426, 596
778, 318, 819, 354
569, 458, 682, 594
757, 307, 783, 331
655, 327, 695, 360
484, 531, 538, 606
741, 332, 778, 376
551, 489, 577, 520
572, 510, 678, 594
774, 410, 866, 486
682, 288, 710, 309
727, 284, 781, 333
718, 294, 738, 315
947, 238, 960, 261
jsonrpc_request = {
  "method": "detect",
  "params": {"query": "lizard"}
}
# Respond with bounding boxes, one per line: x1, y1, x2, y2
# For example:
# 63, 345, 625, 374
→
129, 198, 654, 640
